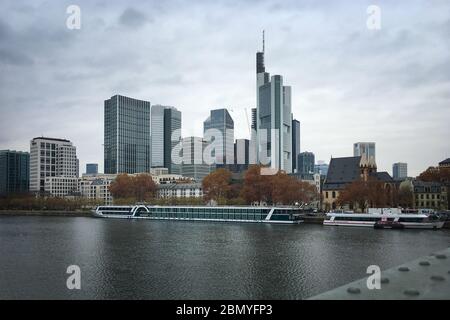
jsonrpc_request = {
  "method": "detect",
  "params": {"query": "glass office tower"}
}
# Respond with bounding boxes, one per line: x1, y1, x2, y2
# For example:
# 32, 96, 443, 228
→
0, 150, 30, 195
104, 95, 151, 174
164, 107, 182, 174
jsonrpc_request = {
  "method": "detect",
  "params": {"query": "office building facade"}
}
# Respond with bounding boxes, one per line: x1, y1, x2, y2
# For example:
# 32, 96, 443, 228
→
164, 107, 182, 174
30, 137, 78, 192
393, 162, 408, 180
292, 119, 300, 173
203, 108, 234, 165
86, 163, 98, 175
0, 150, 30, 196
104, 95, 151, 174
353, 142, 376, 163
298, 152, 315, 175
181, 137, 211, 182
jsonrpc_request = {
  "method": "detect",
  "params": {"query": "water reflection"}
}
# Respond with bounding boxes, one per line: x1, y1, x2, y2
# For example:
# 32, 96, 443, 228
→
0, 216, 449, 299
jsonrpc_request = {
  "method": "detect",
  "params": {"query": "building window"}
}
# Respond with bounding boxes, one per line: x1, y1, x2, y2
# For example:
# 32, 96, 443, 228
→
325, 192, 328, 199
332, 191, 336, 199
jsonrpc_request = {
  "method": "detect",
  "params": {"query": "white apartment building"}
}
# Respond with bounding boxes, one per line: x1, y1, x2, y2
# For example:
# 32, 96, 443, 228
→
78, 174, 117, 205
152, 174, 193, 185
30, 137, 78, 192
44, 177, 79, 197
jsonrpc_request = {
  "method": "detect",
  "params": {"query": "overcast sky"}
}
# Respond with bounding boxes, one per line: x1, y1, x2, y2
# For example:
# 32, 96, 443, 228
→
0, 0, 449, 176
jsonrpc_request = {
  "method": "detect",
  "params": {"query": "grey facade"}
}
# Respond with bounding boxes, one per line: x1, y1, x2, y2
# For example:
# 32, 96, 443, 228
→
256, 45, 293, 173
86, 163, 98, 175
314, 162, 329, 176
393, 162, 408, 180
104, 95, 151, 174
292, 119, 300, 172
150, 105, 166, 168
0, 150, 30, 196
164, 107, 182, 174
298, 152, 315, 175
203, 108, 234, 165
181, 137, 211, 182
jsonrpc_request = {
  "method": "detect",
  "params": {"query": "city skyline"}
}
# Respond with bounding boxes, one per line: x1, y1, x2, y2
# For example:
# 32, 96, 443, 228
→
1, 1, 449, 176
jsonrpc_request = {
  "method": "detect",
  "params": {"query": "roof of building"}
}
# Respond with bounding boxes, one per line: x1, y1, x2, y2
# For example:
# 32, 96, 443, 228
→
370, 171, 394, 182
439, 158, 450, 165
322, 156, 362, 191
412, 180, 444, 193
32, 137, 70, 143
157, 183, 202, 190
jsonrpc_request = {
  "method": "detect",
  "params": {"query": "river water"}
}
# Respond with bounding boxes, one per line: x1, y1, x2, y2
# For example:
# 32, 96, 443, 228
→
0, 215, 449, 299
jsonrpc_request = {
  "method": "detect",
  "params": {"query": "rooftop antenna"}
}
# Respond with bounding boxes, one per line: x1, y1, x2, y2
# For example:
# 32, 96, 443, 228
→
262, 30, 265, 53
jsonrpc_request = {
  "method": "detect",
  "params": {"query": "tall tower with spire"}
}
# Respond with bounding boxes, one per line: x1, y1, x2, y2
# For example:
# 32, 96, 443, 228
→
255, 31, 293, 173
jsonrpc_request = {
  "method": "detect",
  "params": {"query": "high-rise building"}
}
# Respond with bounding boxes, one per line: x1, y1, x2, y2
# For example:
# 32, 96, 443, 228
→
298, 152, 315, 175
353, 142, 376, 163
181, 137, 211, 182
256, 34, 293, 173
393, 162, 408, 180
234, 139, 250, 166
104, 95, 151, 174
151, 105, 182, 173
86, 163, 98, 175
203, 108, 234, 165
29, 137, 78, 192
0, 150, 30, 196
164, 107, 182, 174
292, 119, 300, 172
151, 105, 166, 168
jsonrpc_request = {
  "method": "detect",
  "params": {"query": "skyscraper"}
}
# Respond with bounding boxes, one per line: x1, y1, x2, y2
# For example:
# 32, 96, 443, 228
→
203, 108, 234, 165
256, 33, 293, 173
151, 105, 166, 168
104, 95, 151, 174
393, 162, 408, 180
0, 150, 30, 196
164, 107, 182, 174
353, 142, 376, 163
29, 137, 78, 192
298, 152, 315, 175
292, 119, 300, 173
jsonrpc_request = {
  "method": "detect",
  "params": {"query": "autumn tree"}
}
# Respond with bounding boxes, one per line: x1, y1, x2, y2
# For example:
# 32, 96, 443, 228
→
396, 185, 414, 208
240, 166, 318, 205
418, 167, 450, 183
109, 174, 156, 203
240, 165, 272, 204
202, 168, 233, 203
337, 178, 392, 212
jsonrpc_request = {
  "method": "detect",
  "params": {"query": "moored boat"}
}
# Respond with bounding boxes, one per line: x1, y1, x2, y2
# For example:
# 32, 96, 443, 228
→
92, 205, 304, 224
324, 208, 445, 229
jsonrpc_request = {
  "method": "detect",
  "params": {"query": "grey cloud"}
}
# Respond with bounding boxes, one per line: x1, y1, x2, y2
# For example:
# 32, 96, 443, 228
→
119, 8, 152, 28
0, 0, 449, 176
0, 49, 34, 66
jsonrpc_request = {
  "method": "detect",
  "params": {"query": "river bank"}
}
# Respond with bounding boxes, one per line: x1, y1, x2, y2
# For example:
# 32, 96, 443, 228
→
0, 210, 92, 217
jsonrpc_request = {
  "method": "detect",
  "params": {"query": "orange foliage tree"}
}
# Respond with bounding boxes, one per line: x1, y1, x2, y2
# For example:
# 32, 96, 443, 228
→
240, 165, 318, 205
418, 167, 450, 183
202, 168, 233, 202
109, 174, 156, 203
